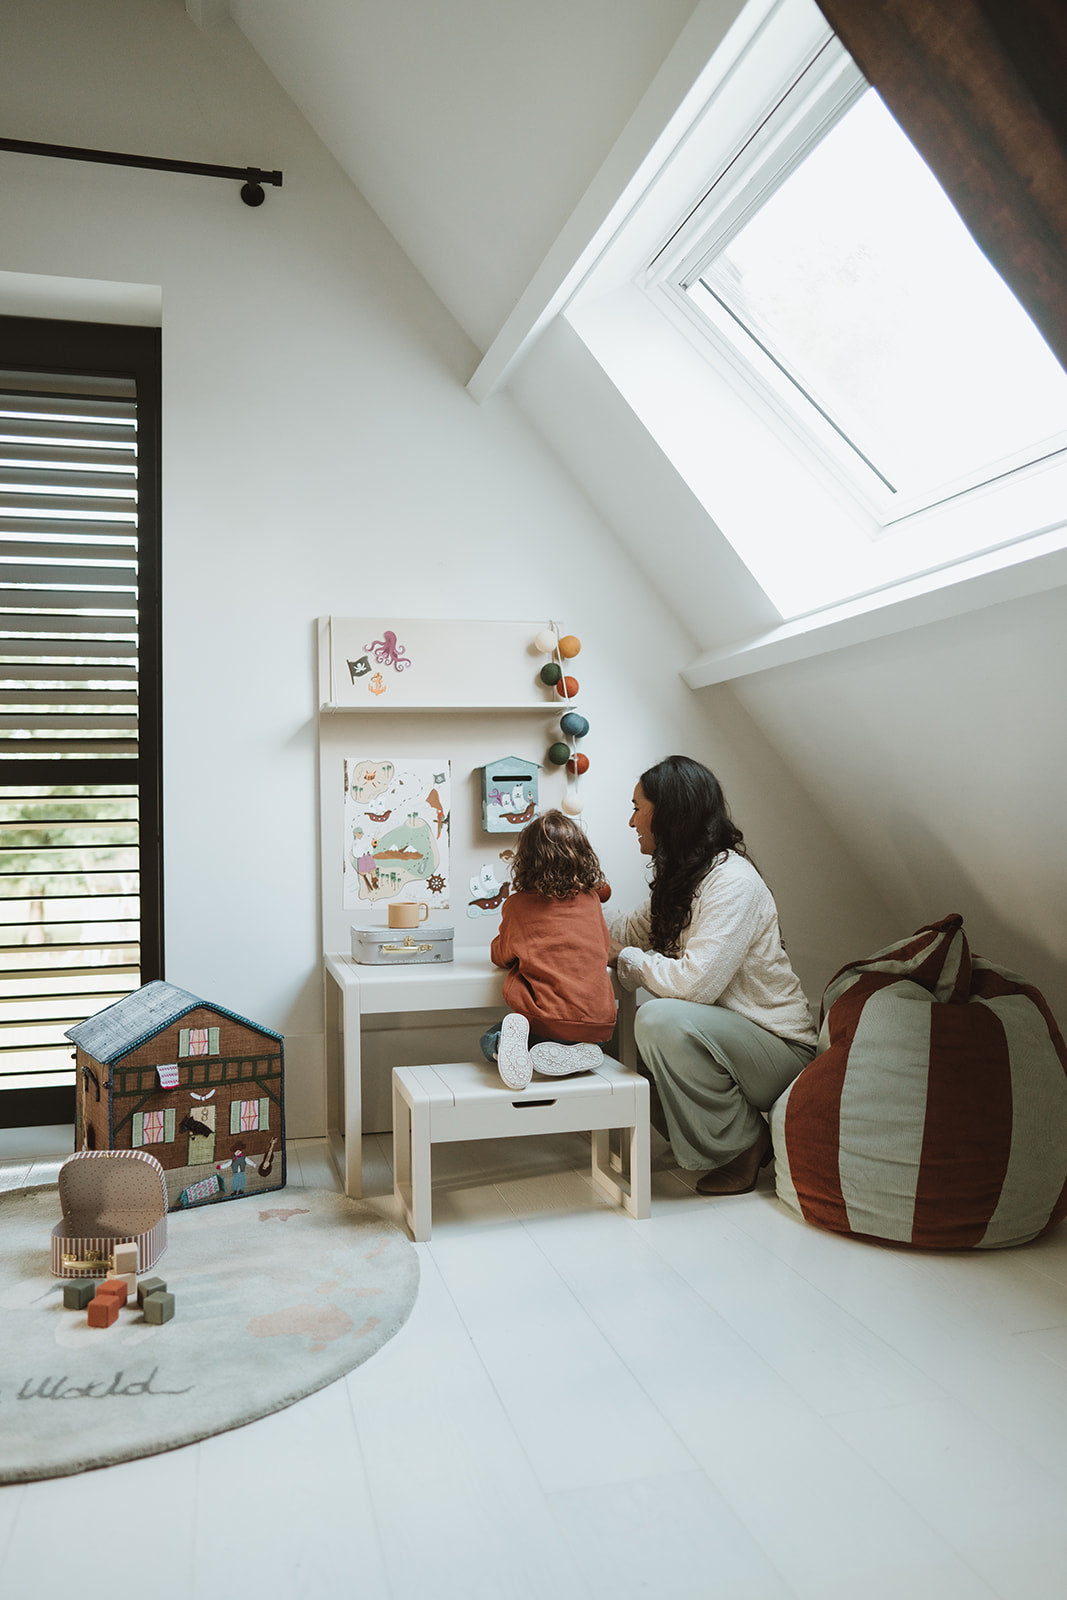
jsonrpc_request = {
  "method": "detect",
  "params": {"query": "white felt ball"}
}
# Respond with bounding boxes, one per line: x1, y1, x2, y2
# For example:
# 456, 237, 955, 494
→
534, 627, 558, 654
561, 792, 584, 816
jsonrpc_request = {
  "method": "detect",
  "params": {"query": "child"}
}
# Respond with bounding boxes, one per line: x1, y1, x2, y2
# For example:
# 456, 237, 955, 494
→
484, 809, 617, 1090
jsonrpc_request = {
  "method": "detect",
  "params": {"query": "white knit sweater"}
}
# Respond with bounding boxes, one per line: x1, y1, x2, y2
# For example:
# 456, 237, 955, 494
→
608, 851, 817, 1048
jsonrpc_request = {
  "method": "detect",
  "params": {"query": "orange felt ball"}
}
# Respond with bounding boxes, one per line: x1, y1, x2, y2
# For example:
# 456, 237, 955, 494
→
567, 753, 589, 775
554, 676, 579, 699
558, 634, 581, 658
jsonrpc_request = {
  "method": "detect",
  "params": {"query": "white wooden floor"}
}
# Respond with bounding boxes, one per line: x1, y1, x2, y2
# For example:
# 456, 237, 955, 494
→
3, 1125, 1067, 1600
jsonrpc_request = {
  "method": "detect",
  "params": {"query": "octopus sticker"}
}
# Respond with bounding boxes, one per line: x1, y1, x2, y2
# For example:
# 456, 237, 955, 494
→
343, 758, 451, 909
364, 630, 412, 673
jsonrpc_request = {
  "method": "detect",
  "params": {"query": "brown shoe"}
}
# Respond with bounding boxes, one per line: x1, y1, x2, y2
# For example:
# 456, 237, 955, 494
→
695, 1124, 773, 1196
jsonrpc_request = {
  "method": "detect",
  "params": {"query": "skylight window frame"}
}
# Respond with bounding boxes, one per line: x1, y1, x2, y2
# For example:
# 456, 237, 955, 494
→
643, 34, 1067, 539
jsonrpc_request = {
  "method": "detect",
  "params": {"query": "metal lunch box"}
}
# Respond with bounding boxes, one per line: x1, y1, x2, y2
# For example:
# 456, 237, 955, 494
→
350, 922, 455, 965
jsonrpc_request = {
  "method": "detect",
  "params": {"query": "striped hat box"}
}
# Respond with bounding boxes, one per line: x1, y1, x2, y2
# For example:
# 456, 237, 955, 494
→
51, 1148, 169, 1278
771, 915, 1067, 1250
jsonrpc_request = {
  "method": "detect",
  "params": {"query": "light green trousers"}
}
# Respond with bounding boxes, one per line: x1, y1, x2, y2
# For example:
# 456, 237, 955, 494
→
634, 998, 814, 1172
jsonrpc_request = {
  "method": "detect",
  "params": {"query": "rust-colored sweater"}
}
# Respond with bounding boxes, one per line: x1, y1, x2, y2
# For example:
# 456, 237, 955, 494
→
490, 885, 616, 1045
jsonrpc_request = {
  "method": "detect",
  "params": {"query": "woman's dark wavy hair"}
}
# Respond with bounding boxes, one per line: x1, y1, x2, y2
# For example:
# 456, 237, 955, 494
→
641, 755, 750, 956
510, 809, 605, 900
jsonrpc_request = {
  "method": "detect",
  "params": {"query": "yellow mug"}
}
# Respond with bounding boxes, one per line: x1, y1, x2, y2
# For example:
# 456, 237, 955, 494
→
388, 901, 430, 929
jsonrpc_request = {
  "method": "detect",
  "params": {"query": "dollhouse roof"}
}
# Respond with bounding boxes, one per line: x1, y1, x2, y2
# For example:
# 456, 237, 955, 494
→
65, 979, 283, 1064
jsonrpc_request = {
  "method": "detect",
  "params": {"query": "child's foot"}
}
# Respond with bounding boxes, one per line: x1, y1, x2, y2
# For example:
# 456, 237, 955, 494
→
529, 1041, 603, 1077
496, 1014, 533, 1090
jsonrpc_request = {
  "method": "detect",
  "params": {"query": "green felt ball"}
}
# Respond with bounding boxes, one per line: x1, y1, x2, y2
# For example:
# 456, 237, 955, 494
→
547, 742, 571, 766
540, 662, 563, 686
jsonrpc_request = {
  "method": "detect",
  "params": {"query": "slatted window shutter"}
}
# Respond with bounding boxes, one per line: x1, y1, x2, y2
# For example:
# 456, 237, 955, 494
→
0, 317, 162, 1114
0, 373, 139, 758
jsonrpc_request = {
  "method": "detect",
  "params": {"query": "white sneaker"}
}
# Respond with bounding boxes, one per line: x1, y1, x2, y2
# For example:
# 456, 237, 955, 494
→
529, 1041, 603, 1077
496, 1013, 533, 1090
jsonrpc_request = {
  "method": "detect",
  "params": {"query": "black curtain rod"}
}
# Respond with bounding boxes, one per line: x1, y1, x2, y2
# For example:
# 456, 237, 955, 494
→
0, 136, 283, 206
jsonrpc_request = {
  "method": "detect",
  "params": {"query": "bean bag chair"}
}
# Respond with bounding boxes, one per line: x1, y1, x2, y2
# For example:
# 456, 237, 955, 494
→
770, 915, 1067, 1248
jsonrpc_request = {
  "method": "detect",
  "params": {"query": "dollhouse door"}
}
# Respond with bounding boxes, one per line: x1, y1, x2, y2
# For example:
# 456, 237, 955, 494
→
187, 1103, 216, 1165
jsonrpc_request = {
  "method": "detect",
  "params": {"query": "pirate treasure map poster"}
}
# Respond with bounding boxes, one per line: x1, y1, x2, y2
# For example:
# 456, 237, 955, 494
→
343, 758, 451, 910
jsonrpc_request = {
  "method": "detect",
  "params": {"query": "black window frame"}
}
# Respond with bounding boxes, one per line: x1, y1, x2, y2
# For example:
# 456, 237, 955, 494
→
0, 313, 163, 1128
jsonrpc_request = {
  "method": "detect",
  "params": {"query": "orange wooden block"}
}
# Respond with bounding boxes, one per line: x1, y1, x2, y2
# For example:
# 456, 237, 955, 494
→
96, 1279, 128, 1306
87, 1296, 119, 1328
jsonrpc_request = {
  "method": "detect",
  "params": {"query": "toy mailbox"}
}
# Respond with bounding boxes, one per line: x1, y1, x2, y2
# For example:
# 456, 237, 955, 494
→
480, 755, 540, 833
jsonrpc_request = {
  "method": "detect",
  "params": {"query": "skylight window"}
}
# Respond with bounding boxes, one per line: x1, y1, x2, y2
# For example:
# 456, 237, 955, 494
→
559, 0, 1067, 638
671, 69, 1067, 529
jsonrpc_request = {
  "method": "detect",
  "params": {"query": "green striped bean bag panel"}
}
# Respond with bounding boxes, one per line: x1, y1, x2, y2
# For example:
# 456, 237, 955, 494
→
771, 915, 1067, 1249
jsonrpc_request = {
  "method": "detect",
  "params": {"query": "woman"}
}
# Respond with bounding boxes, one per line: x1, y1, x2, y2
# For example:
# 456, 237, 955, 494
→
608, 756, 816, 1194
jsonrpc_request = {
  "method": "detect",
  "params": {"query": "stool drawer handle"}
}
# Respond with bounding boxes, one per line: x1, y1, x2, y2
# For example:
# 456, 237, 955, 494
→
513, 1098, 557, 1108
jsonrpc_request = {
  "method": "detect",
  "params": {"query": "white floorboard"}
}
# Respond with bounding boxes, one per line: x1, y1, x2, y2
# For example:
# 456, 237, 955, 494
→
3, 1126, 1067, 1599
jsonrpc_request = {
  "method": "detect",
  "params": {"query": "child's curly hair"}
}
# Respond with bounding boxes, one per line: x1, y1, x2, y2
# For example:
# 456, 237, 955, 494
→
509, 809, 605, 900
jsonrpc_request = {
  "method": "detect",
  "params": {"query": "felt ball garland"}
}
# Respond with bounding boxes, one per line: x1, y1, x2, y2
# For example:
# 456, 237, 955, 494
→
533, 620, 589, 816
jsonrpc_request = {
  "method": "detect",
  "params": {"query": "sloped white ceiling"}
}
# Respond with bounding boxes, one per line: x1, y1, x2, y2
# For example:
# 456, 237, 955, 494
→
223, 0, 701, 351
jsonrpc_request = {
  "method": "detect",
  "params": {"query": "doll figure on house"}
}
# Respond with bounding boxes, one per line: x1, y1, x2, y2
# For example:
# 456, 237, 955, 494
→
217, 1147, 249, 1195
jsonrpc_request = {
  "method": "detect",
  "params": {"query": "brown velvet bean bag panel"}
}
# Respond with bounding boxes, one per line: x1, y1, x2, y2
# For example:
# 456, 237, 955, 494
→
771, 915, 1067, 1248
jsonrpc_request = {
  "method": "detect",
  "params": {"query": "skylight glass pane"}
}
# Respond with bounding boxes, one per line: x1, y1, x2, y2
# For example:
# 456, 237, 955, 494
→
695, 90, 1067, 501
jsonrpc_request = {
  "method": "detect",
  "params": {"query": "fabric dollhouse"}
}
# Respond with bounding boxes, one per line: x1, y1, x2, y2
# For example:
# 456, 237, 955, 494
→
66, 980, 285, 1210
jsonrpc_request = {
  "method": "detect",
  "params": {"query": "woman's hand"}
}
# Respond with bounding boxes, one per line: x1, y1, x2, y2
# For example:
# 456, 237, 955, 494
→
607, 936, 626, 967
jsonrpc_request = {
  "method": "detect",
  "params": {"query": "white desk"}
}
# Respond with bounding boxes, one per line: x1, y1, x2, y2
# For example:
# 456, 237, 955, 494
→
323, 951, 637, 1197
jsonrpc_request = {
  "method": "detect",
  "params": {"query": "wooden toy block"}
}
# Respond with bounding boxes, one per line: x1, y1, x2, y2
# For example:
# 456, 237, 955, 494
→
96, 1278, 128, 1306
112, 1242, 138, 1276
106, 1269, 138, 1299
142, 1291, 175, 1325
63, 1280, 96, 1309
87, 1296, 119, 1328
137, 1275, 167, 1306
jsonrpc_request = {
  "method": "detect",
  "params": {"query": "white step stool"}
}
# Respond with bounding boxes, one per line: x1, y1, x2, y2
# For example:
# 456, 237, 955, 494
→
392, 1058, 651, 1241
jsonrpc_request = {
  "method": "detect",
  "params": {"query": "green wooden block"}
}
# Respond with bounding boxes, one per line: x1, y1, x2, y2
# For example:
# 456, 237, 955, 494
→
137, 1275, 167, 1307
63, 1280, 96, 1309
143, 1290, 175, 1325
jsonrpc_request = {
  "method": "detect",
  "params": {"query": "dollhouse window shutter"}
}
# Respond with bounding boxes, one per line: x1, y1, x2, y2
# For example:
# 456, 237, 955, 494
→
133, 1108, 174, 1147
230, 1100, 242, 1135
258, 1097, 269, 1130
179, 1026, 219, 1057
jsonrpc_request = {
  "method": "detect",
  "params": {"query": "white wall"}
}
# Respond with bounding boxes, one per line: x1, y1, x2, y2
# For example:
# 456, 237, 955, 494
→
1, 0, 901, 1133
227, 0, 704, 351
730, 584, 1067, 1021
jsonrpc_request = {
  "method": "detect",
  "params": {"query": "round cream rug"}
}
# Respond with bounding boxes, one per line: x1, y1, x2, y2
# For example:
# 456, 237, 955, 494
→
0, 1182, 419, 1483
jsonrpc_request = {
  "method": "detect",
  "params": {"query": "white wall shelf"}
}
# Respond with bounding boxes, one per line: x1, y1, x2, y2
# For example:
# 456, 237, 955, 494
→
319, 701, 567, 714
